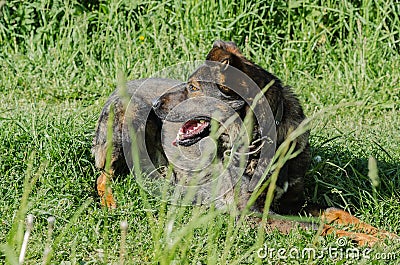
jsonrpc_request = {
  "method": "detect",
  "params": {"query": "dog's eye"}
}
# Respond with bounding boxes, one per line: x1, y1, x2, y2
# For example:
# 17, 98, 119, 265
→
188, 84, 200, 91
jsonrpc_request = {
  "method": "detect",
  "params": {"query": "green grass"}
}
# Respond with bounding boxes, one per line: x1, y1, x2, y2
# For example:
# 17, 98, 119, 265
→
1, 0, 399, 264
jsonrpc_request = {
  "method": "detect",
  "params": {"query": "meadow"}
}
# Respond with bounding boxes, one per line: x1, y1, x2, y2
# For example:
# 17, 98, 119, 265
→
0, 0, 399, 264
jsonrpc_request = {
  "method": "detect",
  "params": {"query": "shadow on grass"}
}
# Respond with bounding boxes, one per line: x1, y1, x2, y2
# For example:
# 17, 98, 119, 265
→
305, 145, 399, 212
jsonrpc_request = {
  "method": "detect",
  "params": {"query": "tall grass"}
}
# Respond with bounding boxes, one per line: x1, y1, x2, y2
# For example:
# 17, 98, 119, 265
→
1, 0, 399, 264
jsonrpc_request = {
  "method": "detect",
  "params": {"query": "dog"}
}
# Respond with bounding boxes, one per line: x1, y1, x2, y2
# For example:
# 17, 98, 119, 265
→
151, 40, 398, 246
92, 42, 397, 246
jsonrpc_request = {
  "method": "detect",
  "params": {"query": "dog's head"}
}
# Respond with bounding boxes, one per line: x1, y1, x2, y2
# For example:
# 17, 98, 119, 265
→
152, 40, 275, 149
149, 42, 279, 207
152, 62, 252, 208
152, 62, 251, 147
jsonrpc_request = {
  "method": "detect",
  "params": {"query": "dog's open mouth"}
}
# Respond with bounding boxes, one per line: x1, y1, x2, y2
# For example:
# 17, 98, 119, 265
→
172, 117, 211, 147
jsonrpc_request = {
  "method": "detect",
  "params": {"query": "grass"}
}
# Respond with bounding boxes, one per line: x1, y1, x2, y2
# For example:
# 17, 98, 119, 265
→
1, 0, 399, 264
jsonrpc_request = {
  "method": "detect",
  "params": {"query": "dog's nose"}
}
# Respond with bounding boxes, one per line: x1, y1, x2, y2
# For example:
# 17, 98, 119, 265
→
152, 98, 162, 109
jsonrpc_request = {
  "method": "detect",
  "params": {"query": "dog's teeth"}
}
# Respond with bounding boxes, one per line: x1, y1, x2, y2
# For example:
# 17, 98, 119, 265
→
177, 130, 184, 139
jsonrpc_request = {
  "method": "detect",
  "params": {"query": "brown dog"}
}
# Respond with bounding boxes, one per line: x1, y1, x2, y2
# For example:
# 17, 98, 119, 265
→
92, 42, 397, 246
152, 41, 397, 246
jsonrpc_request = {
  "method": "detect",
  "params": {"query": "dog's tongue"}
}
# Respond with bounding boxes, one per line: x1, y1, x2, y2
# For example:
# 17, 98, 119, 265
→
172, 119, 210, 146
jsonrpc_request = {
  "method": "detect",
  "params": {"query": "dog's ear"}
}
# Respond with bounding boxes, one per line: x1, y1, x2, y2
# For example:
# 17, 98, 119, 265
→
213, 40, 238, 49
213, 40, 241, 55
208, 41, 236, 71
212, 40, 225, 48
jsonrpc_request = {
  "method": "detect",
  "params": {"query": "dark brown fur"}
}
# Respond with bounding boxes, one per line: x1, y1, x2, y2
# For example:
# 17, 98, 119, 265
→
207, 41, 311, 214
